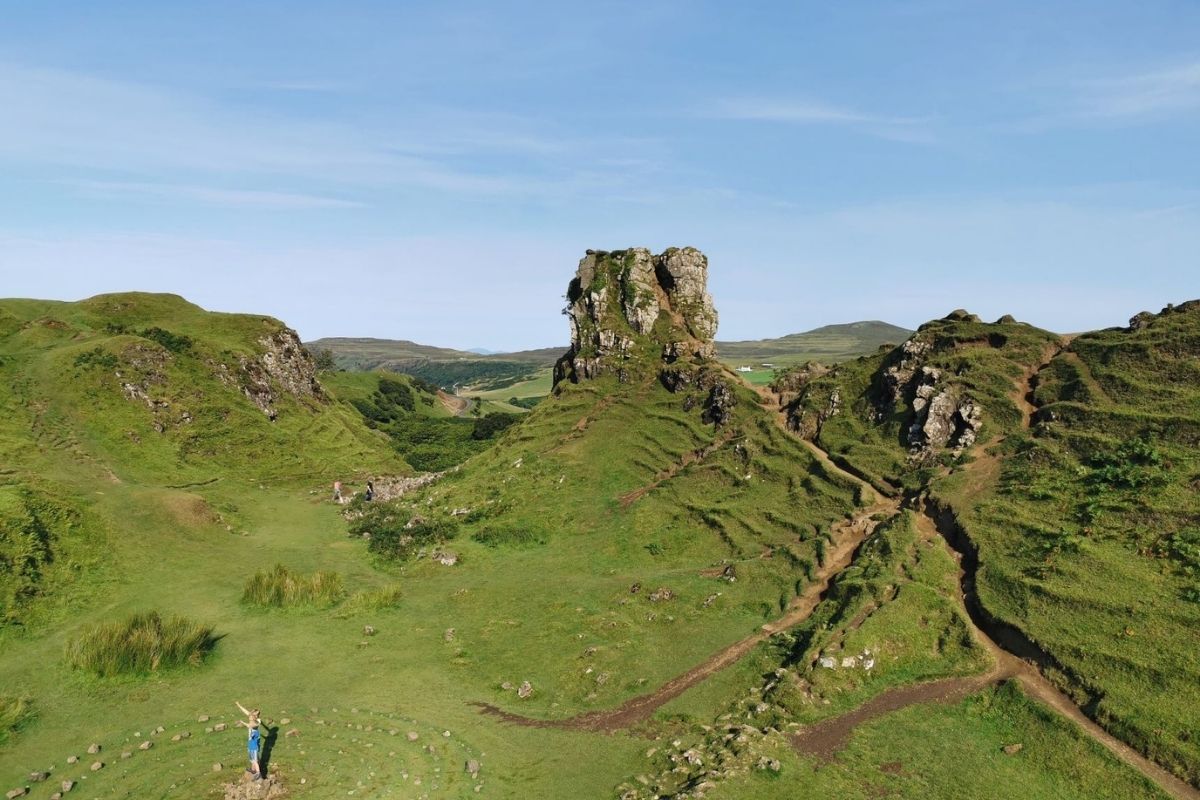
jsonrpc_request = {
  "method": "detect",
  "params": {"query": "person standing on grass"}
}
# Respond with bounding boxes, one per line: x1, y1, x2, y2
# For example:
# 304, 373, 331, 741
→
365, 479, 375, 501
235, 701, 263, 779
332, 480, 343, 503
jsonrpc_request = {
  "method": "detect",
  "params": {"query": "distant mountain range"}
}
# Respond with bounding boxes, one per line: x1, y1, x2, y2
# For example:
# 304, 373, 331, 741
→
306, 320, 913, 375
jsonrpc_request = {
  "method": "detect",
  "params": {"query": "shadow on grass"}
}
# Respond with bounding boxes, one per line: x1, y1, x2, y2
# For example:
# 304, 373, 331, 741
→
260, 725, 279, 778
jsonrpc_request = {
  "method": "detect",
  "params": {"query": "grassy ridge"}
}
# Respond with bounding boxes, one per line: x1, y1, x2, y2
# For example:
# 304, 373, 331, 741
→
947, 303, 1200, 782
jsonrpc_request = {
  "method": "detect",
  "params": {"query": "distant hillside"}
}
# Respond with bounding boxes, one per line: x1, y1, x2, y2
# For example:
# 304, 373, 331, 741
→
715, 320, 912, 363
307, 321, 911, 394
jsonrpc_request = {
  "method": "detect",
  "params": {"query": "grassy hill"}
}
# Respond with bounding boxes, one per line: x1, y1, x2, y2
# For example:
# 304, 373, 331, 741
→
0, 289, 1193, 800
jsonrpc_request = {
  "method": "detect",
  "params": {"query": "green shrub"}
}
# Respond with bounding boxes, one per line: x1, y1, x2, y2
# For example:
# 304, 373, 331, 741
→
138, 326, 193, 354
67, 612, 217, 677
0, 695, 34, 745
73, 346, 119, 369
242, 565, 345, 608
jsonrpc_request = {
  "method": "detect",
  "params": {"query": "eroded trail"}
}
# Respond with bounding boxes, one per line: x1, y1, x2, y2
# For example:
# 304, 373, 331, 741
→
789, 349, 1200, 800
476, 384, 901, 733
476, 493, 899, 733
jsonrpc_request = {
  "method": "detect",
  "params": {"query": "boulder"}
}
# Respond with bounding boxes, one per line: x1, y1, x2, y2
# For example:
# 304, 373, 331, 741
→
89, 762, 103, 772
60, 781, 74, 794
139, 740, 153, 750
27, 773, 47, 783
1003, 743, 1024, 755
517, 681, 533, 699
465, 759, 481, 777
86, 743, 101, 754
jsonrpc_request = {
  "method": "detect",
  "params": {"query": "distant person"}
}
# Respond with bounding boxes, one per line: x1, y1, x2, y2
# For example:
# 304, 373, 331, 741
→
332, 480, 343, 503
235, 701, 263, 779
365, 480, 375, 502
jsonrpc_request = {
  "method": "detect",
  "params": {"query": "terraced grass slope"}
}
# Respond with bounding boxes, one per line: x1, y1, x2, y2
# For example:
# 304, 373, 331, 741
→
771, 302, 1200, 790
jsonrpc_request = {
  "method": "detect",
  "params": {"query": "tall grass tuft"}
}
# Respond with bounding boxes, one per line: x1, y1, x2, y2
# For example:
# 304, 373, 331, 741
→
337, 584, 403, 616
66, 612, 217, 677
0, 695, 34, 744
242, 564, 345, 608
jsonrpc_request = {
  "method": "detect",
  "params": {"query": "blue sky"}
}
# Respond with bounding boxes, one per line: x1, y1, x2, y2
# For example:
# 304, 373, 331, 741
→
1, 1, 1198, 348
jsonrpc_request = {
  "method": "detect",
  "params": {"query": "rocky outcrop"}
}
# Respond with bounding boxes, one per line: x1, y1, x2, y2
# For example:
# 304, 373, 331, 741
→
213, 328, 326, 421
881, 330, 983, 460
235, 330, 325, 420
554, 247, 718, 385
554, 247, 734, 425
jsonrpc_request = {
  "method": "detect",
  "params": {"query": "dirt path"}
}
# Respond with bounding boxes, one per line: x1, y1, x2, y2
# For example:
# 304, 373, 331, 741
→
476, 382, 901, 733
789, 350, 1200, 800
437, 390, 472, 417
477, 496, 899, 732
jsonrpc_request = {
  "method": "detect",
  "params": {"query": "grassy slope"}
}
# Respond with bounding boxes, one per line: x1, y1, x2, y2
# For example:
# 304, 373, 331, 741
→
774, 305, 1200, 788
941, 304, 1200, 783
0, 291, 1191, 798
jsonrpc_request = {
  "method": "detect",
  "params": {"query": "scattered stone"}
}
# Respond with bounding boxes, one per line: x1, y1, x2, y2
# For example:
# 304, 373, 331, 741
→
171, 734, 182, 742
841, 656, 858, 668
279, 717, 291, 725
198, 715, 210, 723
432, 550, 459, 566
720, 564, 737, 582
154, 725, 165, 734
500, 681, 514, 691
407, 731, 420, 741
206, 727, 214, 733
90, 761, 103, 772
60, 780, 73, 793
139, 740, 153, 750
465, 759, 481, 777
443, 628, 456, 642
66, 756, 77, 765
286, 729, 300, 738
363, 625, 376, 636
27, 773, 47, 783
213, 763, 223, 772
50, 795, 61, 800
648, 587, 675, 603
214, 723, 228, 732
818, 656, 837, 669
702, 593, 721, 608
517, 681, 533, 699
87, 743, 101, 754
5, 788, 27, 799
1003, 743, 1024, 755
629, 582, 641, 594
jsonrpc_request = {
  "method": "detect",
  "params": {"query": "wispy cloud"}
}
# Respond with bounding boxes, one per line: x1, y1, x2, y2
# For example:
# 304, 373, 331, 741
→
702, 96, 934, 142
0, 62, 665, 204
64, 180, 366, 209
1077, 59, 1200, 119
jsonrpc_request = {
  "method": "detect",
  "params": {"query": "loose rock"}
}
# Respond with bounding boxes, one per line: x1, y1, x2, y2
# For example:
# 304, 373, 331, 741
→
90, 762, 103, 772
87, 743, 101, 754
517, 681, 533, 699
1003, 743, 1024, 755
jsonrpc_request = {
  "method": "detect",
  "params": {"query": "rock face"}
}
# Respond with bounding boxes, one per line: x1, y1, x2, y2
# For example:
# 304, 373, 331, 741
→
880, 327, 984, 460
555, 247, 735, 425
225, 329, 325, 421
554, 247, 718, 384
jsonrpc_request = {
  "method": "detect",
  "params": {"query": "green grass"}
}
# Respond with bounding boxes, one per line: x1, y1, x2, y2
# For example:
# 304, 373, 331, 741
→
0, 696, 33, 746
241, 565, 345, 608
696, 682, 1167, 800
0, 290, 1191, 798
65, 611, 217, 677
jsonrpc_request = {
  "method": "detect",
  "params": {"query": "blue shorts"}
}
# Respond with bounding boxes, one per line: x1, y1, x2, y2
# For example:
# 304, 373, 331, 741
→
248, 745, 259, 760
